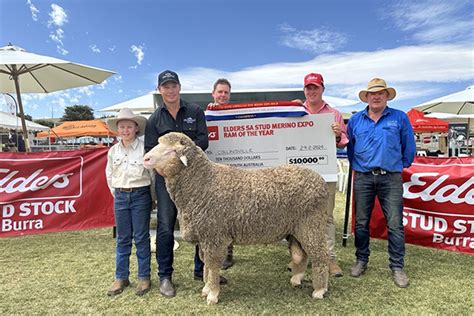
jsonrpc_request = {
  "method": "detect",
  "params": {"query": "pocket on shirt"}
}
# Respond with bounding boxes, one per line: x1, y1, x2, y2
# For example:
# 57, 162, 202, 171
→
113, 157, 125, 177
128, 159, 146, 177
382, 126, 400, 148
183, 122, 197, 140
354, 130, 371, 153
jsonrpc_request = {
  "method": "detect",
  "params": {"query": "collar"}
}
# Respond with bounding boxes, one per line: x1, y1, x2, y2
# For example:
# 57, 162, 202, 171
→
119, 137, 139, 150
363, 105, 391, 118
159, 99, 187, 112
303, 100, 330, 114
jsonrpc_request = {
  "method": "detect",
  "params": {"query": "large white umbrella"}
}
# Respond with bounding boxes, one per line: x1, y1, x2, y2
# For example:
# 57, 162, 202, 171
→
425, 112, 474, 119
413, 85, 474, 115
414, 86, 474, 154
0, 43, 115, 151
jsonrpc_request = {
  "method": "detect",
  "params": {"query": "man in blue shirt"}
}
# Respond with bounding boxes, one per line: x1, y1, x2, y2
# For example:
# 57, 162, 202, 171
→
347, 78, 416, 288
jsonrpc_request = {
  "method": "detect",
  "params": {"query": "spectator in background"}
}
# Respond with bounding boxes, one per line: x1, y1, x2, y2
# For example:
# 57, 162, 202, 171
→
207, 78, 231, 108
196, 78, 235, 272
347, 78, 416, 288
9, 129, 25, 152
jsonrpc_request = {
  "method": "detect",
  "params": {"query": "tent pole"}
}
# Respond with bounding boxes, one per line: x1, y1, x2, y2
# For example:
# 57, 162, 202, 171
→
12, 66, 30, 152
468, 118, 472, 155
342, 163, 353, 247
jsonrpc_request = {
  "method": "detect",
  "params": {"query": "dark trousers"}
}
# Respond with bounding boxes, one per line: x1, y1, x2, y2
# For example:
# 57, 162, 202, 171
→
155, 174, 201, 280
194, 245, 204, 275
353, 172, 406, 271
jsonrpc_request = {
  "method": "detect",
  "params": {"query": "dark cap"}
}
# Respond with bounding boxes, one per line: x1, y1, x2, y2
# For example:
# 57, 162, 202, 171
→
158, 70, 180, 86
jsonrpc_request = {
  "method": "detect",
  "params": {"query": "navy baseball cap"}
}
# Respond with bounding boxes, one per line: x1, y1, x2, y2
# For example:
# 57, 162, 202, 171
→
158, 70, 180, 86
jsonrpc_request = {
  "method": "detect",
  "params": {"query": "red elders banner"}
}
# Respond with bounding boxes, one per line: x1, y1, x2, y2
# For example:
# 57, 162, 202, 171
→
0, 148, 114, 237
362, 157, 474, 254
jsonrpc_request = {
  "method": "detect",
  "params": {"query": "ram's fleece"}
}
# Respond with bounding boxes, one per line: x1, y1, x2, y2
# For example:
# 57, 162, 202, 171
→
144, 132, 329, 305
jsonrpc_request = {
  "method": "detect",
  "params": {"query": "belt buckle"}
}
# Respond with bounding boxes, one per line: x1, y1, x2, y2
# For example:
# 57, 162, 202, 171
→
371, 169, 386, 175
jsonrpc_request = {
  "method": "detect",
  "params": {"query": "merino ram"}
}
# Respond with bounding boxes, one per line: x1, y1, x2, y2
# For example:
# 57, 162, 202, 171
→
144, 132, 329, 305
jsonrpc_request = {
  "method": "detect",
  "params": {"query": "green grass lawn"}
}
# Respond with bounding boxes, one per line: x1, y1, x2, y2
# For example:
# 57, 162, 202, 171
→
1, 192, 472, 314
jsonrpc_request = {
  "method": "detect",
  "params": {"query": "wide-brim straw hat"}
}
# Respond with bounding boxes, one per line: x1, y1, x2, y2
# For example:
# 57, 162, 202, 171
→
107, 108, 147, 137
358, 78, 396, 103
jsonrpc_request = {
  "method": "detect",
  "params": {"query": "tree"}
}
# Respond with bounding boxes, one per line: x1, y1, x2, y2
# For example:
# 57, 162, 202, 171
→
99, 114, 115, 119
34, 119, 56, 128
62, 105, 95, 121
17, 113, 33, 121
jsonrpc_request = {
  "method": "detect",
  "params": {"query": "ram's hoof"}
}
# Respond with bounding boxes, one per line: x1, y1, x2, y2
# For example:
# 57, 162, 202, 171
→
201, 286, 210, 298
312, 288, 327, 299
207, 294, 218, 305
290, 274, 304, 287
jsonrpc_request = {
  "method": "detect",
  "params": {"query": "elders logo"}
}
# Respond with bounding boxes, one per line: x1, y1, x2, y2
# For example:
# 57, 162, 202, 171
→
208, 126, 219, 141
0, 157, 83, 204
403, 172, 474, 213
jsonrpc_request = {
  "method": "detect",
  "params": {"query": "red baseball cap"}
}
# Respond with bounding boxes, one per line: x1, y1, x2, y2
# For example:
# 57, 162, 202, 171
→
304, 73, 324, 88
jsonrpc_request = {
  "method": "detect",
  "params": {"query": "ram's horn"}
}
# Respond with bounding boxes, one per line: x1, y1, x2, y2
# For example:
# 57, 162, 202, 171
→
180, 155, 188, 166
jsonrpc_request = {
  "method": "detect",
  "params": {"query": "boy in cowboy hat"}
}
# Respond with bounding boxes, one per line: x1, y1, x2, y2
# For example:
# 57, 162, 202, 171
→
347, 78, 416, 288
105, 108, 154, 296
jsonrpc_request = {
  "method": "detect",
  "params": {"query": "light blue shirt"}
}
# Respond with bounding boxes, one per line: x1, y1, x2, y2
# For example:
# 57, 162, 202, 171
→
347, 106, 416, 173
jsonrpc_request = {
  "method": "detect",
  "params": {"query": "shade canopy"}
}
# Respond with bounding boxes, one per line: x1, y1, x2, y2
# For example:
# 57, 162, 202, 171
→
36, 120, 117, 138
0, 111, 49, 131
0, 45, 115, 93
413, 86, 474, 148
407, 109, 449, 133
425, 112, 474, 119
413, 86, 474, 115
0, 43, 115, 151
99, 92, 157, 113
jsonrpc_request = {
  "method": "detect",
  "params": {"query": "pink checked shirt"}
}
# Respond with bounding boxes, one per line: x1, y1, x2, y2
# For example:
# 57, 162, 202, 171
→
303, 100, 349, 149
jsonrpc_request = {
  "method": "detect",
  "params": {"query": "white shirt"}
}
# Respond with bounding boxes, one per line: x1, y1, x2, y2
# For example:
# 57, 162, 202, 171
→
105, 138, 153, 192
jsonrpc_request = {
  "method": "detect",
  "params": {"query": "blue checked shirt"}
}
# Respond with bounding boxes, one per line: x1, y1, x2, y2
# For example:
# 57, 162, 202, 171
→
347, 106, 416, 173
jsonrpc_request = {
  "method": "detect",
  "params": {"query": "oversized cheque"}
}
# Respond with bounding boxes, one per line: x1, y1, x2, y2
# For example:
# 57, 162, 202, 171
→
206, 113, 337, 182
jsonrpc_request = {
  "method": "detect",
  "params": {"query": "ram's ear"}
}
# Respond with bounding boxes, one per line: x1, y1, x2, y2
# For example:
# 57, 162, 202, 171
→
179, 155, 188, 166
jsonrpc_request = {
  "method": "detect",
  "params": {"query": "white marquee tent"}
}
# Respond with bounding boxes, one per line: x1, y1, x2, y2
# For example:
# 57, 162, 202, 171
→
0, 111, 49, 131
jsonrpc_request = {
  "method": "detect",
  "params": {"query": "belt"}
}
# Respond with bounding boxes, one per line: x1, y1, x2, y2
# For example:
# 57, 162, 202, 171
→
370, 168, 388, 175
117, 187, 145, 192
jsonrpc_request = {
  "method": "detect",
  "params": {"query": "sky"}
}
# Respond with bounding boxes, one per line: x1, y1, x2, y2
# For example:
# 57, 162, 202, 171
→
0, 0, 473, 119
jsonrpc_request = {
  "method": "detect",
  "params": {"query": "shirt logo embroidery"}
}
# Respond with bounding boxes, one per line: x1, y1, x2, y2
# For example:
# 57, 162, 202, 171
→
183, 117, 196, 124
386, 120, 398, 127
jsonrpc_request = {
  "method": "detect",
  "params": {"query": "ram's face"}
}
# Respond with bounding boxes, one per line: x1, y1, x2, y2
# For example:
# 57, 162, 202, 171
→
143, 133, 188, 176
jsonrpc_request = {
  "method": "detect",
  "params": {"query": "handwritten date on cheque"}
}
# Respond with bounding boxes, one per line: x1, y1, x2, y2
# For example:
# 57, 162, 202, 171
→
286, 145, 327, 151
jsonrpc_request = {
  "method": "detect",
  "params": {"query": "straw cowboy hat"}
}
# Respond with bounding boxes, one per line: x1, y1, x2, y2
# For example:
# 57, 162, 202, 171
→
358, 78, 397, 103
107, 107, 147, 136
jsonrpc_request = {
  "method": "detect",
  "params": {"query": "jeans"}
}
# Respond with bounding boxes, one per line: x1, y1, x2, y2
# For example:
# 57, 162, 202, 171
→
155, 174, 201, 280
114, 186, 152, 280
353, 172, 405, 270
194, 244, 204, 275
